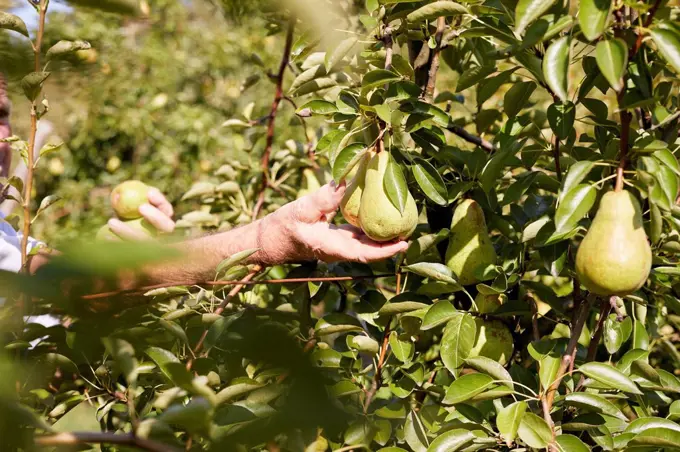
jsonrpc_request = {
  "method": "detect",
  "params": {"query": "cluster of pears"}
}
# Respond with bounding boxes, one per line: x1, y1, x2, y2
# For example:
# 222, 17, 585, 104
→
340, 150, 418, 241
576, 190, 652, 296
445, 199, 497, 286
96, 180, 155, 240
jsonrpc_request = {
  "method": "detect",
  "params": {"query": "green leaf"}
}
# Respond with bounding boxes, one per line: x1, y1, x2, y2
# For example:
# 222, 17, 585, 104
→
333, 144, 368, 183
595, 39, 628, 92
412, 158, 447, 206
0, 11, 29, 37
403, 262, 460, 286
440, 313, 477, 374
427, 429, 476, 452
384, 152, 409, 214
579, 0, 611, 41
215, 249, 259, 277
289, 64, 328, 93
542, 36, 570, 101
564, 393, 627, 420
554, 183, 596, 234
443, 373, 495, 404
389, 331, 415, 363
559, 161, 595, 203
504, 81, 536, 118
497, 401, 527, 445
517, 412, 553, 448
579, 362, 642, 394
515, 0, 558, 34
422, 301, 457, 330
102, 337, 138, 387
294, 78, 337, 96
548, 101, 576, 140
21, 72, 50, 102
625, 417, 680, 434
160, 397, 213, 434
407, 1, 469, 22
465, 356, 513, 388
325, 37, 358, 71
456, 65, 496, 92
46, 40, 92, 60
296, 100, 338, 116
629, 427, 680, 448
204, 313, 242, 350
651, 26, 680, 74
363, 69, 402, 91
555, 434, 590, 452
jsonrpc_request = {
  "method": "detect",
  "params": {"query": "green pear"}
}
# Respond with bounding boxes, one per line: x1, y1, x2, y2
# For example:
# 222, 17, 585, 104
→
469, 319, 514, 366
445, 199, 497, 285
576, 190, 652, 296
358, 151, 418, 241
340, 151, 371, 227
475, 293, 506, 314
111, 180, 150, 220
296, 168, 322, 199
95, 225, 119, 241
124, 218, 156, 238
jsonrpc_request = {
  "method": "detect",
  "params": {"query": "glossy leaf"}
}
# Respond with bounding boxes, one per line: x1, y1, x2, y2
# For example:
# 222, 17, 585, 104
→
515, 0, 557, 35
554, 183, 596, 234
579, 362, 643, 394
383, 152, 409, 214
595, 39, 628, 92
579, 0, 611, 41
440, 313, 477, 373
333, 144, 368, 183
427, 429, 475, 452
517, 412, 552, 448
651, 26, 680, 74
443, 373, 495, 404
497, 401, 527, 444
542, 36, 570, 101
548, 101, 576, 140
407, 1, 469, 22
412, 158, 447, 206
504, 81, 536, 118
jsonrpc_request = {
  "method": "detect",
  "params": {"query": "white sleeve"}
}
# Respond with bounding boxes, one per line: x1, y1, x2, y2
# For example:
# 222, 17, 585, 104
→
0, 218, 44, 273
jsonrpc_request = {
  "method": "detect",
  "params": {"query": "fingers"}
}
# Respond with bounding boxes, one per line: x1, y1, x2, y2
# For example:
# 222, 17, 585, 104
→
312, 224, 408, 263
294, 181, 346, 223
353, 238, 409, 262
147, 187, 174, 217
108, 218, 149, 241
139, 203, 175, 233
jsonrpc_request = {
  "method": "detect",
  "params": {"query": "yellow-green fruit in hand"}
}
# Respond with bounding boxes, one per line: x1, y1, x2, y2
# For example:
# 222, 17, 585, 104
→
445, 199, 497, 285
124, 218, 156, 238
358, 151, 418, 241
96, 225, 119, 241
469, 319, 514, 366
296, 168, 322, 199
340, 151, 371, 227
111, 180, 150, 220
575, 190, 652, 296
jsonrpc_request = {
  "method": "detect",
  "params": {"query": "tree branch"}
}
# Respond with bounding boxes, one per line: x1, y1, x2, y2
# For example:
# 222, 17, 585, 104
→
576, 299, 612, 391
35, 432, 181, 452
252, 17, 296, 220
422, 17, 446, 103
446, 124, 496, 152
363, 319, 392, 413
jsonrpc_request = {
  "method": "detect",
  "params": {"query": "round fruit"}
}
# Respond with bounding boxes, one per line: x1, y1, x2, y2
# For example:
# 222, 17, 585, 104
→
124, 218, 156, 238
96, 225, 119, 241
110, 180, 150, 220
468, 319, 514, 366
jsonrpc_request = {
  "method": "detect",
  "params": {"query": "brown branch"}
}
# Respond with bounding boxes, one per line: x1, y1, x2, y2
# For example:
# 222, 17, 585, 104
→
363, 320, 392, 413
81, 273, 394, 301
35, 432, 180, 452
186, 265, 262, 370
383, 25, 393, 72
631, 0, 663, 56
21, 2, 47, 269
544, 296, 593, 409
422, 17, 446, 102
252, 18, 296, 221
528, 294, 541, 342
446, 124, 496, 152
576, 299, 612, 391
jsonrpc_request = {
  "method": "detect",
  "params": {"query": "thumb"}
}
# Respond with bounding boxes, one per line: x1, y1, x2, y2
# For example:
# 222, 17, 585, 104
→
295, 181, 346, 223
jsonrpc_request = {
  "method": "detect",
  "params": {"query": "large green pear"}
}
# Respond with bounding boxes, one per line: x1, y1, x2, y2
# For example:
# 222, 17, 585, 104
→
445, 199, 497, 285
340, 151, 371, 227
358, 151, 418, 241
469, 319, 514, 366
111, 180, 150, 220
576, 190, 652, 296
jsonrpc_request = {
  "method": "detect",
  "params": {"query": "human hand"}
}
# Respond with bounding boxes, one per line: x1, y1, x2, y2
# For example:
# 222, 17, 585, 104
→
256, 182, 409, 264
107, 187, 175, 240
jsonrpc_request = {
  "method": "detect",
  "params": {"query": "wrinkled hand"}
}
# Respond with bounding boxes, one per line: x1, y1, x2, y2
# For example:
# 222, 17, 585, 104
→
107, 187, 175, 240
257, 182, 408, 264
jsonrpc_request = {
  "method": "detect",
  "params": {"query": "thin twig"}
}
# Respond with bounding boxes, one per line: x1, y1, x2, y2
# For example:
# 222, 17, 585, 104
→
35, 432, 180, 452
576, 299, 612, 391
631, 0, 663, 56
446, 124, 496, 151
363, 320, 392, 413
186, 265, 262, 370
21, 2, 47, 269
422, 17, 446, 102
544, 296, 593, 409
252, 18, 296, 221
81, 273, 394, 301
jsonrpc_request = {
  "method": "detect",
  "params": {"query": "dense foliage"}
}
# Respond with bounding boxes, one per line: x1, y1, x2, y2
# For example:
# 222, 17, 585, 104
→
2, 0, 680, 450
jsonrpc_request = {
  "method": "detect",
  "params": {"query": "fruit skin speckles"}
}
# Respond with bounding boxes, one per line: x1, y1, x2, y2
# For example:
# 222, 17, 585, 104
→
110, 180, 151, 220
576, 190, 652, 296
